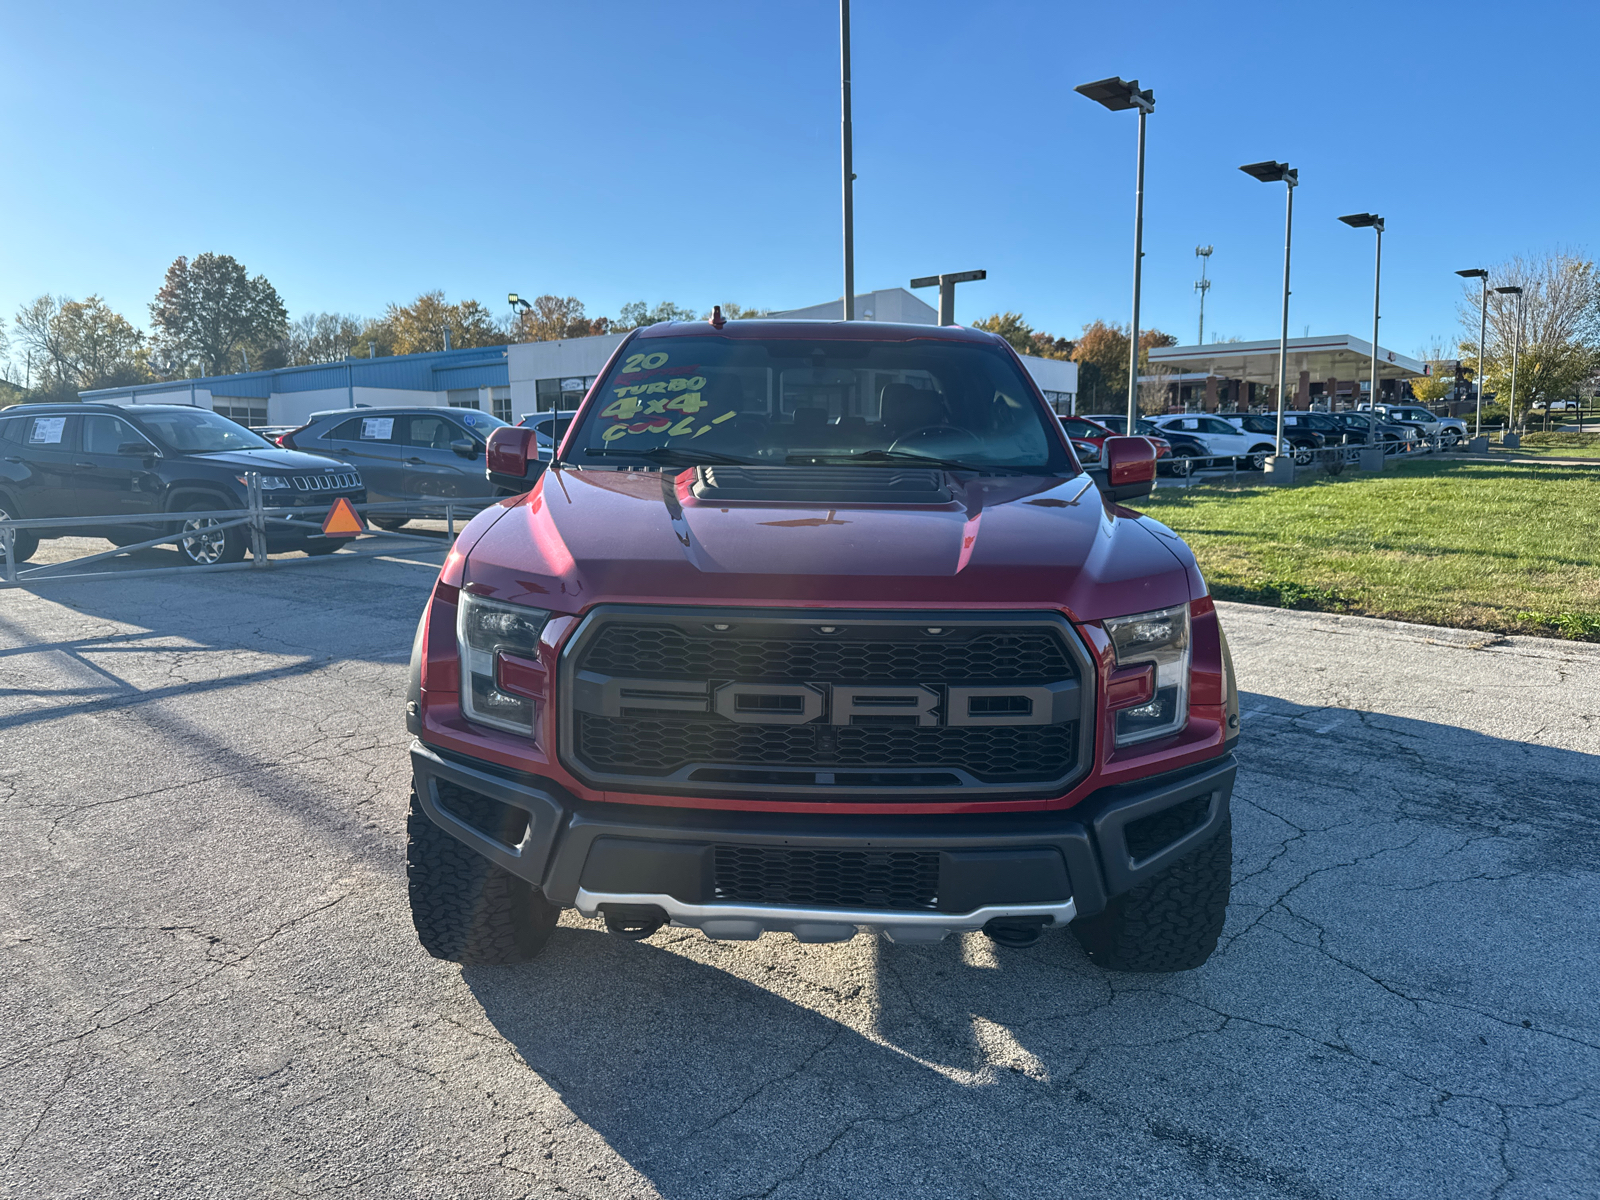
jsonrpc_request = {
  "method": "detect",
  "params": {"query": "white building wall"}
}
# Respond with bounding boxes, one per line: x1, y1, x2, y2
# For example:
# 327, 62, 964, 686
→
127, 386, 213, 408
507, 332, 627, 416
1019, 355, 1078, 408
769, 288, 936, 324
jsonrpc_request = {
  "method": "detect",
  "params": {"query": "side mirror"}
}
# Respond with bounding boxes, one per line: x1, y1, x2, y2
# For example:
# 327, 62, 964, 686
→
449, 439, 480, 459
1102, 436, 1157, 503
119, 442, 158, 458
485, 426, 543, 493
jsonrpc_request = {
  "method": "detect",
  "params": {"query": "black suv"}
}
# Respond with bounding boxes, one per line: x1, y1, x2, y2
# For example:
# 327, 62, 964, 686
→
0, 402, 365, 566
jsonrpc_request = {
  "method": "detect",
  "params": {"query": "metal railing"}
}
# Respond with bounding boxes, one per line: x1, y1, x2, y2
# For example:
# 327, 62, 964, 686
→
0, 472, 498, 588
1158, 430, 1466, 490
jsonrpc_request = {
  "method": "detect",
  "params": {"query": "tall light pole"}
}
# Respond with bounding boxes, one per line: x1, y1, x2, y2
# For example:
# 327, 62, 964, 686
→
1496, 285, 1524, 439
1339, 213, 1385, 448
840, 0, 855, 320
1240, 161, 1297, 459
1456, 269, 1489, 438
910, 270, 987, 326
508, 292, 530, 340
1194, 245, 1213, 346
1076, 76, 1155, 433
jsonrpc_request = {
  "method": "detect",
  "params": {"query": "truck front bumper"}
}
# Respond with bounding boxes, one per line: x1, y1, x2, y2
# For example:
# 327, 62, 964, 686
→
410, 741, 1235, 941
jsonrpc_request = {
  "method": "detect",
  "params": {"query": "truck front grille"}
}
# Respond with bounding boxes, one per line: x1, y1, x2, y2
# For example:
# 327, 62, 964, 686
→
713, 845, 939, 910
560, 608, 1094, 800
580, 624, 1072, 683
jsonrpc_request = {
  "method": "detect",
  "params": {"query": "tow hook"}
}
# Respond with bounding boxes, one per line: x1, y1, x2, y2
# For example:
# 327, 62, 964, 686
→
983, 917, 1048, 948
600, 904, 668, 940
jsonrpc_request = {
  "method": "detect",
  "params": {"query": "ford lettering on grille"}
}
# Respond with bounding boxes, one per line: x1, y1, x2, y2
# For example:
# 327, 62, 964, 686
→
559, 610, 1095, 798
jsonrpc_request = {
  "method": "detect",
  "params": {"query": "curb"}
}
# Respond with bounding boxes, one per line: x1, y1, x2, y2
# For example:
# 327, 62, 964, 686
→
1213, 600, 1600, 661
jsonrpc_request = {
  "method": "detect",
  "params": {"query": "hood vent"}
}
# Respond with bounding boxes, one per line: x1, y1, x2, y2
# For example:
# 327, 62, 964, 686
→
692, 466, 951, 505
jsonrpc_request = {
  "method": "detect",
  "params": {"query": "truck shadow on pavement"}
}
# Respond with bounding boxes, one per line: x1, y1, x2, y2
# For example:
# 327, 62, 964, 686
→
461, 693, 1600, 1200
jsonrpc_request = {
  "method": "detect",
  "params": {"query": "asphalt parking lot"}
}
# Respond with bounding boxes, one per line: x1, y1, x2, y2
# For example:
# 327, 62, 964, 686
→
2, 549, 1597, 1199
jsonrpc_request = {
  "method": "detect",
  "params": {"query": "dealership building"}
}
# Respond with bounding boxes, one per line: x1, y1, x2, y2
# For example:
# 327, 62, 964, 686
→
82, 287, 1079, 424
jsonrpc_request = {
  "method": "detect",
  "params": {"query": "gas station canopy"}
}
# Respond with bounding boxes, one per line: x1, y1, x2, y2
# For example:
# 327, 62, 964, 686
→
1147, 335, 1426, 384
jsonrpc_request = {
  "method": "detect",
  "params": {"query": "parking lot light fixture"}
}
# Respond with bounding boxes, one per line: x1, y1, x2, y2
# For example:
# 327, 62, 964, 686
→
1076, 76, 1155, 433
1456, 269, 1489, 437
1340, 214, 1385, 447
1240, 161, 1297, 457
1496, 286, 1525, 436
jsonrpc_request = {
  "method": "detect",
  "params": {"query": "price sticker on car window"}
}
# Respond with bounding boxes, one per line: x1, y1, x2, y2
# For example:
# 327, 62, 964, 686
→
28, 417, 66, 445
361, 417, 394, 441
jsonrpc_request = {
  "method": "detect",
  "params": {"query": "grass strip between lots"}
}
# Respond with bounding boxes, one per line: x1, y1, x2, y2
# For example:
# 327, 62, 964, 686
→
1137, 458, 1600, 642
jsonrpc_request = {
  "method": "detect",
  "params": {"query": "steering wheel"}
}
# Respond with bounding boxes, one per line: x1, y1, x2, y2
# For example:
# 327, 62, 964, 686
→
888, 424, 982, 453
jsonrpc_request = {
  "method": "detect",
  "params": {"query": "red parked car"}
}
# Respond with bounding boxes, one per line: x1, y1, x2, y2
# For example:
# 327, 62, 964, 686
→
1066, 414, 1173, 463
405, 319, 1238, 969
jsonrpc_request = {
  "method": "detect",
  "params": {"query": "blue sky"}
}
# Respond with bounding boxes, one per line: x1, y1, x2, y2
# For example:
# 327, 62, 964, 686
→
3, 0, 1595, 360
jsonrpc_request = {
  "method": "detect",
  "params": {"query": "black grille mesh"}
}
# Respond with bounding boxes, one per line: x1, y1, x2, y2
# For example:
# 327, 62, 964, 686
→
578, 713, 1076, 781
713, 845, 939, 910
580, 625, 1071, 684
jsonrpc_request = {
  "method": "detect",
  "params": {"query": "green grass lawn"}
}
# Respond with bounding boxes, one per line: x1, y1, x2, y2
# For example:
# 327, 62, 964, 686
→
1139, 459, 1600, 641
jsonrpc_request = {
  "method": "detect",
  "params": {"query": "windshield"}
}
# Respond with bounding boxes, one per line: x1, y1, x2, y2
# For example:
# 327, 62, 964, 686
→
562, 336, 1071, 473
132, 409, 273, 453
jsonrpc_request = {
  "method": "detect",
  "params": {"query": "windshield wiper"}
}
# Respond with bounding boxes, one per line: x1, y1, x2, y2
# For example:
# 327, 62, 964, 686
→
787, 449, 1034, 475
579, 446, 759, 468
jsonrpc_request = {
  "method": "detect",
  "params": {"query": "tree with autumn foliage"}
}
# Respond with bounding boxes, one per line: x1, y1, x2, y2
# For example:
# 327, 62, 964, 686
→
972, 313, 1075, 360
13, 294, 150, 397
1069, 320, 1177, 413
379, 291, 509, 355
149, 253, 288, 375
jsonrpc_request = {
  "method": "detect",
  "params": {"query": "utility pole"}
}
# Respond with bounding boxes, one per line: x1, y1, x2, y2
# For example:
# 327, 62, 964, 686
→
840, 0, 855, 320
1194, 245, 1213, 345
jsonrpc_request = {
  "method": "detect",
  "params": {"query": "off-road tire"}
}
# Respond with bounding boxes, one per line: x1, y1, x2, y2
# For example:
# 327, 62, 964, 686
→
0, 504, 38, 565
1071, 817, 1231, 973
370, 516, 410, 531
406, 787, 560, 965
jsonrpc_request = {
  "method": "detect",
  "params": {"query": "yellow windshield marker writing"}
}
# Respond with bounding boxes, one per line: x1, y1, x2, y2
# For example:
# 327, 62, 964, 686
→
621, 351, 669, 373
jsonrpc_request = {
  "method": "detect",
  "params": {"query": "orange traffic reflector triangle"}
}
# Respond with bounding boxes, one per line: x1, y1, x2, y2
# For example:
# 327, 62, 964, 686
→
321, 497, 366, 536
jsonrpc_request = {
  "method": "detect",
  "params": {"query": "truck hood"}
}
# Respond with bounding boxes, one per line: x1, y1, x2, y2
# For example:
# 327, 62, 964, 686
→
463, 468, 1192, 622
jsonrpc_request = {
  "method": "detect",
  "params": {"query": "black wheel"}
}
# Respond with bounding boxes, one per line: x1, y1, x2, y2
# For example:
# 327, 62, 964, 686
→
303, 541, 343, 556
174, 501, 248, 566
406, 787, 560, 965
1244, 448, 1271, 472
371, 516, 410, 531
0, 503, 39, 565
1071, 817, 1231, 973
1168, 451, 1196, 477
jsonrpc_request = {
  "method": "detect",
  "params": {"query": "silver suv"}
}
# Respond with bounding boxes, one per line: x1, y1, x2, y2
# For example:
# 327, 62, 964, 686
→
284, 407, 511, 522
1362, 403, 1468, 447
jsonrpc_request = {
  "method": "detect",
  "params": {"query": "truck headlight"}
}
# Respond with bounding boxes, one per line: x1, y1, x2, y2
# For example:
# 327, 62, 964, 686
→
1105, 603, 1190, 746
457, 593, 551, 734
237, 474, 291, 490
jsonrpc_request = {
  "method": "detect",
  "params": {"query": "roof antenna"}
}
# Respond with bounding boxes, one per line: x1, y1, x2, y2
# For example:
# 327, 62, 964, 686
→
709, 305, 726, 329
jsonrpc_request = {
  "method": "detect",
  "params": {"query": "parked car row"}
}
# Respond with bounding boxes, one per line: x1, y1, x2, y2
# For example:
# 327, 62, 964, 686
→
0, 401, 518, 567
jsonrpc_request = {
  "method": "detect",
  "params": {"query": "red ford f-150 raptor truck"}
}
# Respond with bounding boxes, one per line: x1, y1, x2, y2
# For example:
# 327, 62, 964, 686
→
405, 316, 1239, 971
